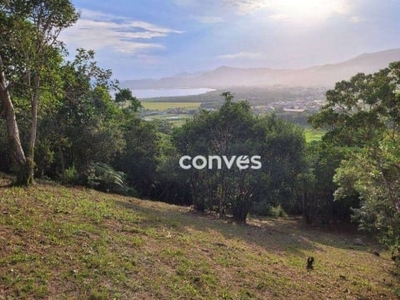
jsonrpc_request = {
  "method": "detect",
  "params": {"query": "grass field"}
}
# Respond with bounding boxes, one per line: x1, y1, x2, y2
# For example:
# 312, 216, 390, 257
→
1, 174, 399, 299
304, 128, 325, 143
141, 101, 201, 111
143, 114, 192, 127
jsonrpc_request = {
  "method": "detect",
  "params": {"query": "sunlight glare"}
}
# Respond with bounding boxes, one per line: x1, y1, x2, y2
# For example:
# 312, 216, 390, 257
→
262, 0, 350, 23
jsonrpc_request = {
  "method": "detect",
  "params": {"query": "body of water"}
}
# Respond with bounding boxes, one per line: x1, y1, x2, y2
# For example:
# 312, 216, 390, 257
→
131, 88, 215, 99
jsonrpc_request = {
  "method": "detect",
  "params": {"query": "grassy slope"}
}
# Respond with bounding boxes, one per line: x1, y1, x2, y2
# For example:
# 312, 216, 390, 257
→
0, 175, 399, 300
304, 129, 325, 143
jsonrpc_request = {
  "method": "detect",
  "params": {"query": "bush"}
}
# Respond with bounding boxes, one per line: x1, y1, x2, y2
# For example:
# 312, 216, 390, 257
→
63, 165, 80, 184
251, 200, 271, 216
87, 162, 132, 195
252, 201, 287, 218
270, 204, 288, 218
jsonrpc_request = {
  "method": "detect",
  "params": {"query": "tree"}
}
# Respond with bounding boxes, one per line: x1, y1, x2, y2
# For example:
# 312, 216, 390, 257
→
333, 137, 400, 245
310, 61, 400, 245
0, 0, 78, 185
173, 94, 263, 221
38, 49, 124, 182
114, 116, 160, 198
173, 93, 305, 223
153, 132, 192, 205
256, 114, 307, 213
115, 88, 142, 113
294, 141, 354, 224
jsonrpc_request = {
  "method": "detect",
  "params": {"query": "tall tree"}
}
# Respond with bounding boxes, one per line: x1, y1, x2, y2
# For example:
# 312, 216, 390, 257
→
38, 49, 123, 181
294, 141, 352, 224
173, 93, 305, 222
0, 0, 78, 185
114, 116, 160, 197
310, 61, 400, 245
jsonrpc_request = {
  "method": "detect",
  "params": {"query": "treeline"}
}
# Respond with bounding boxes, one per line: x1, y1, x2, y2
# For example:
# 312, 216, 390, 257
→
0, 67, 349, 225
1, 1, 400, 251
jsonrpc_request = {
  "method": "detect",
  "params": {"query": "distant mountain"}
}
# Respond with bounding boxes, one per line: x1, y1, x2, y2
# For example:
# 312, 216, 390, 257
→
121, 49, 400, 89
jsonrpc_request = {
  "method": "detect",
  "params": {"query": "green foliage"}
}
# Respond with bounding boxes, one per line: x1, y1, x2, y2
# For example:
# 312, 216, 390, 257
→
311, 61, 400, 244
0, 0, 79, 185
173, 94, 306, 222
334, 145, 400, 246
63, 165, 79, 183
114, 115, 160, 198
35, 138, 55, 177
304, 129, 325, 143
294, 141, 352, 224
253, 203, 288, 217
270, 204, 288, 218
36, 49, 125, 181
173, 95, 264, 221
152, 133, 192, 205
87, 162, 132, 195
251, 200, 271, 216
310, 62, 400, 148
115, 88, 142, 113
257, 114, 307, 212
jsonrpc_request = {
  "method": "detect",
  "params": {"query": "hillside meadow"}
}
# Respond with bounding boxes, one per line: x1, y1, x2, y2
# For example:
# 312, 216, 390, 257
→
0, 174, 399, 300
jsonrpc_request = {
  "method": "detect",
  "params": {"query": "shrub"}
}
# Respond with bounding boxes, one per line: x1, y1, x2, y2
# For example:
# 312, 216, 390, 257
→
269, 204, 288, 217
87, 162, 131, 195
63, 165, 80, 184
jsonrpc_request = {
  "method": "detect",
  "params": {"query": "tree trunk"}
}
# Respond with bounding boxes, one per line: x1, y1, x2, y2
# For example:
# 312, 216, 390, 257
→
0, 55, 29, 185
58, 141, 66, 179
26, 74, 40, 184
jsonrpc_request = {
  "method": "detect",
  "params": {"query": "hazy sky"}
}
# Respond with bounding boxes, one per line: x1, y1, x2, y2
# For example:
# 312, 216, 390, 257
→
61, 0, 400, 80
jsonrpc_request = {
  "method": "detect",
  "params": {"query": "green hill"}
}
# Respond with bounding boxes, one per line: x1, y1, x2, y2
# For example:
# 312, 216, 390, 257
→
0, 174, 399, 299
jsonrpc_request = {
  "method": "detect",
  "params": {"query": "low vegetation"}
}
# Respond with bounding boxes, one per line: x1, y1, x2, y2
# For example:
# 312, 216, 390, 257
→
304, 128, 325, 143
1, 175, 399, 300
141, 101, 201, 111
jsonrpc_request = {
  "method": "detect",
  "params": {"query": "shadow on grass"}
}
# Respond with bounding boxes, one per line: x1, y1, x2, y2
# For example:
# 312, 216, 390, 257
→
0, 174, 14, 188
113, 199, 371, 258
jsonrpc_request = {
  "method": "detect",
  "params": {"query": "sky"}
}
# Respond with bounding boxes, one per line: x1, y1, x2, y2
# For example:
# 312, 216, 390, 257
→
60, 0, 400, 80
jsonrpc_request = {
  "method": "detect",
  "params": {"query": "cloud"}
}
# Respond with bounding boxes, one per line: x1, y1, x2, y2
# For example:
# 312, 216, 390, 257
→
129, 21, 183, 34
60, 9, 182, 55
225, 0, 352, 22
226, 0, 266, 15
172, 0, 357, 27
195, 15, 224, 24
218, 52, 262, 60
